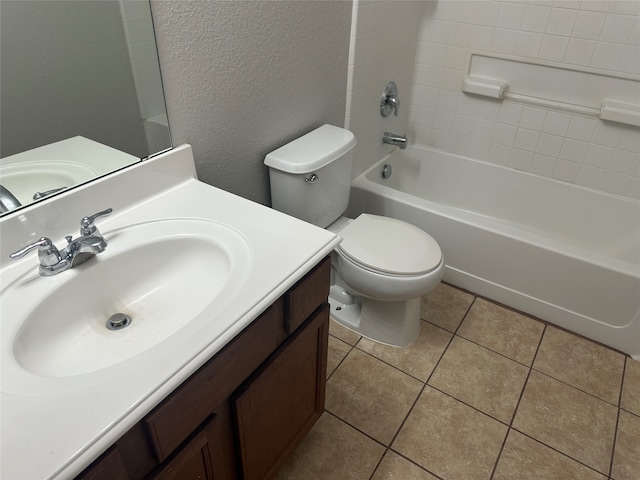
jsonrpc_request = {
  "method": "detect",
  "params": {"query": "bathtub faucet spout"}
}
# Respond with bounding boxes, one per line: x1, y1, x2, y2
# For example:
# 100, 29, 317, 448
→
382, 132, 407, 150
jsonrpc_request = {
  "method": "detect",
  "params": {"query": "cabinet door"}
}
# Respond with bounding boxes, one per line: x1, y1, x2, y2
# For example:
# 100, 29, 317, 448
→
148, 416, 222, 480
234, 304, 329, 480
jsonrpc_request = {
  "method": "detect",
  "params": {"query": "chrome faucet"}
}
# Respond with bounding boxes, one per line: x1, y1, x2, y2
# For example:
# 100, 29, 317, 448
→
382, 132, 407, 149
0, 185, 22, 213
380, 81, 400, 117
9, 208, 113, 276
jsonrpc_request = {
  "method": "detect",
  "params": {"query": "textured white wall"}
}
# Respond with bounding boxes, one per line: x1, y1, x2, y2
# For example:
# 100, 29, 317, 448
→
151, 1, 352, 205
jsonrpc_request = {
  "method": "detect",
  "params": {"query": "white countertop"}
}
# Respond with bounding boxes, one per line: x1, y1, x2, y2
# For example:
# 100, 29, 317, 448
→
0, 145, 340, 479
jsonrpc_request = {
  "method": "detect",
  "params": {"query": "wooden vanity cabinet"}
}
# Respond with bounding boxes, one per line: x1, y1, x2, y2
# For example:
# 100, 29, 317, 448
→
76, 256, 331, 480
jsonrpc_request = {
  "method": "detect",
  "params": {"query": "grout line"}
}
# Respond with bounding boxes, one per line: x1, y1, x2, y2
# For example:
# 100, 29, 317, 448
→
489, 324, 547, 479
324, 410, 386, 449
326, 288, 632, 479
367, 296, 475, 480
531, 368, 624, 408
608, 357, 627, 478
383, 316, 459, 450
455, 331, 537, 368
511, 427, 613, 478
510, 323, 546, 425
326, 332, 359, 382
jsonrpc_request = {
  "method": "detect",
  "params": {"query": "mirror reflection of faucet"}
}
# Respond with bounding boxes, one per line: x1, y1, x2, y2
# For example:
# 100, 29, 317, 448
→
0, 185, 22, 213
33, 187, 67, 201
9, 208, 113, 276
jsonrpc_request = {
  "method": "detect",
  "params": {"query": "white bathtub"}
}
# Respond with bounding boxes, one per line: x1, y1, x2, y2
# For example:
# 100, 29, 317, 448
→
347, 145, 640, 358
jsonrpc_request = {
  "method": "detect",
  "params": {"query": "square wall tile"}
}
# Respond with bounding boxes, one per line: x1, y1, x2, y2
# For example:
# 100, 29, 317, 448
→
538, 34, 570, 61
591, 42, 625, 69
497, 101, 524, 126
428, 336, 529, 423
571, 10, 605, 39
552, 158, 581, 182
519, 106, 547, 131
531, 153, 558, 176
521, 4, 551, 33
601, 171, 632, 195
566, 116, 598, 141
536, 133, 564, 156
542, 111, 572, 135
392, 387, 507, 480
497, 2, 525, 29
546, 7, 578, 36
599, 13, 635, 43
514, 31, 543, 57
513, 371, 618, 474
457, 298, 544, 365
564, 37, 597, 65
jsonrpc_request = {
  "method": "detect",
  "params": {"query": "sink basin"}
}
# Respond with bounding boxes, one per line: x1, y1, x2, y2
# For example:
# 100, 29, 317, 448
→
0, 160, 98, 206
3, 219, 252, 379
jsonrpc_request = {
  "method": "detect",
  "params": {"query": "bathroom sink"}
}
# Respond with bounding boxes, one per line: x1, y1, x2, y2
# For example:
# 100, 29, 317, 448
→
3, 219, 252, 379
0, 160, 97, 205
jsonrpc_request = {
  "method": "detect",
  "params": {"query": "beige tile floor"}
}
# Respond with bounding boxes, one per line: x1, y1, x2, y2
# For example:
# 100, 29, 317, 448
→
275, 283, 640, 480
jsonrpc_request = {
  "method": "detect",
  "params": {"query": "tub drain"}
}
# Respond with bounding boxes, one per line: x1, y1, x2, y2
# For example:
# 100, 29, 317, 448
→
381, 164, 392, 179
106, 313, 132, 330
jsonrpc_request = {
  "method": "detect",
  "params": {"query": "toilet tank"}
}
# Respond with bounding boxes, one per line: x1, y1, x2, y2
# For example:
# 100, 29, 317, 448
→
264, 124, 356, 228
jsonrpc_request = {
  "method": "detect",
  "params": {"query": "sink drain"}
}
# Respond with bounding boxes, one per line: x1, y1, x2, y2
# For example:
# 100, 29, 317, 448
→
106, 313, 132, 330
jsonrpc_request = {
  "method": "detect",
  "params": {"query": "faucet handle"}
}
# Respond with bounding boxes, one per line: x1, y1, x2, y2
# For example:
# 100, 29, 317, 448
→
380, 81, 400, 117
9, 237, 62, 266
80, 208, 113, 236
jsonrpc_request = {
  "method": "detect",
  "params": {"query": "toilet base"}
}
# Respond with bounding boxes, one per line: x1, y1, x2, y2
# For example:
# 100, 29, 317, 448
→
328, 287, 421, 347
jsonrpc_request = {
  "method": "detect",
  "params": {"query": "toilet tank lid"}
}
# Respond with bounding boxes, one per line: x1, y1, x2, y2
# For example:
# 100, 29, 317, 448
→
264, 124, 356, 174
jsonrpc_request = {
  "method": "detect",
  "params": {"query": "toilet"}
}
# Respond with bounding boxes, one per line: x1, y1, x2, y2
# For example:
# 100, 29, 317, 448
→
265, 124, 444, 346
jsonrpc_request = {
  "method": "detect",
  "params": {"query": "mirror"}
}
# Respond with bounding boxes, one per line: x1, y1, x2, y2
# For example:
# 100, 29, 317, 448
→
0, 0, 171, 216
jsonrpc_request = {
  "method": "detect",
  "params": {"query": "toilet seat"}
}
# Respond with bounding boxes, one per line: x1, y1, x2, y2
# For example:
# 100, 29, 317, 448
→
336, 214, 442, 276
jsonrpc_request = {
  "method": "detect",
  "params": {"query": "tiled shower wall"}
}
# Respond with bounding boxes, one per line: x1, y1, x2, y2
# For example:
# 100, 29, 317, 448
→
119, 0, 165, 120
347, 1, 640, 200
345, 1, 425, 178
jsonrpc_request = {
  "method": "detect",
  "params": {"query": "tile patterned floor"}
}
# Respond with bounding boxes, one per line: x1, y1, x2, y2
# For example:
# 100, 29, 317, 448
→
275, 283, 640, 480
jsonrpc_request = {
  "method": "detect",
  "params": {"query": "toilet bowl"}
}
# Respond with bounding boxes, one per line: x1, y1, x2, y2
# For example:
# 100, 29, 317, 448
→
264, 124, 444, 346
327, 214, 444, 346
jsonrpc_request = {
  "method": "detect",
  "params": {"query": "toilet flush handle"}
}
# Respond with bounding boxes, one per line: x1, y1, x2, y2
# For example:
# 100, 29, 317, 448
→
305, 173, 318, 183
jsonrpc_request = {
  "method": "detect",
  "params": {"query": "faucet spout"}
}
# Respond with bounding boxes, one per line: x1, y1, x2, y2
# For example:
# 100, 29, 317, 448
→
67, 234, 108, 267
0, 185, 22, 213
9, 208, 113, 276
382, 132, 407, 150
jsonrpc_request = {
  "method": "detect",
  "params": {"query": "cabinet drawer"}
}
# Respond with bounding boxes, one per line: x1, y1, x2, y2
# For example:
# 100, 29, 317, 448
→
284, 256, 330, 333
144, 299, 284, 462
75, 446, 128, 480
